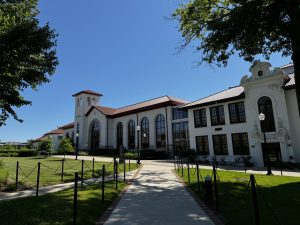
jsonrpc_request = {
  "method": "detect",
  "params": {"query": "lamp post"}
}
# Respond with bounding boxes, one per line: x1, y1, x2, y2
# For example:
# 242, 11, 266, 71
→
75, 132, 79, 160
259, 113, 272, 175
136, 125, 141, 164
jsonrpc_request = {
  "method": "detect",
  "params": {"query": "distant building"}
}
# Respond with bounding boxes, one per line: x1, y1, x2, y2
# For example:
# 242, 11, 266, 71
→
33, 61, 300, 167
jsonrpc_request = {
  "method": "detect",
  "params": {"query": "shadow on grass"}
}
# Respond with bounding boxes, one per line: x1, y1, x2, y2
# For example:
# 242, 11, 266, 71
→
0, 181, 124, 225
184, 172, 300, 225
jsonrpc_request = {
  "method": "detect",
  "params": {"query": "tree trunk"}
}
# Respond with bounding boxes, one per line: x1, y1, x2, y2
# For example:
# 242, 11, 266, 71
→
291, 50, 300, 115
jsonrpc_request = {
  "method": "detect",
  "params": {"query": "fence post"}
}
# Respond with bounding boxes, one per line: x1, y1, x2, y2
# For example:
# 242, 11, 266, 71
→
196, 162, 200, 192
187, 162, 190, 183
73, 172, 78, 225
124, 159, 126, 182
15, 161, 19, 191
250, 174, 260, 225
213, 164, 219, 212
61, 159, 64, 182
36, 162, 41, 197
102, 165, 105, 203
92, 158, 95, 177
81, 160, 84, 187
113, 156, 116, 181
181, 160, 184, 177
116, 161, 118, 190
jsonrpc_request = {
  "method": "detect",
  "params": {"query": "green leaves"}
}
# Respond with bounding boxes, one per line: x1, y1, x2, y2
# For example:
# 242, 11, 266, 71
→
0, 0, 58, 126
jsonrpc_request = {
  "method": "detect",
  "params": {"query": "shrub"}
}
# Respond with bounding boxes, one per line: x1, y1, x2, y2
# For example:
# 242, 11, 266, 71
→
58, 138, 74, 155
0, 160, 11, 191
38, 138, 52, 156
18, 149, 37, 157
124, 152, 138, 159
242, 156, 254, 167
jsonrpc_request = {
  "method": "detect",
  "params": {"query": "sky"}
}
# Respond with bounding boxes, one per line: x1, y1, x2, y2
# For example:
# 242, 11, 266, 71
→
0, 0, 292, 142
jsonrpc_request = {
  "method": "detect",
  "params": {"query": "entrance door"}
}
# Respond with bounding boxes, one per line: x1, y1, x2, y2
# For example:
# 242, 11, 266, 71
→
261, 143, 282, 167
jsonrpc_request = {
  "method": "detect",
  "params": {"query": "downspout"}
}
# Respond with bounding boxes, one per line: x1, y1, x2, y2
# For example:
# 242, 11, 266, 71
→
165, 106, 170, 157
106, 117, 109, 149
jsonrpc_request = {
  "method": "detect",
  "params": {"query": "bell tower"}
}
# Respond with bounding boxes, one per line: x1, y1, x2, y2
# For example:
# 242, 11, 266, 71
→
72, 90, 102, 149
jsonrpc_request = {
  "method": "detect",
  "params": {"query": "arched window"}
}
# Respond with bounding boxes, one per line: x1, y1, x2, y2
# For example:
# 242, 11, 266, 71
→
141, 117, 149, 149
128, 120, 135, 149
258, 96, 276, 132
90, 120, 101, 150
116, 122, 123, 149
156, 114, 166, 148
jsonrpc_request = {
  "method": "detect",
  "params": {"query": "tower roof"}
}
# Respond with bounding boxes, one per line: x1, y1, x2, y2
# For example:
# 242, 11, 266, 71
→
72, 90, 103, 97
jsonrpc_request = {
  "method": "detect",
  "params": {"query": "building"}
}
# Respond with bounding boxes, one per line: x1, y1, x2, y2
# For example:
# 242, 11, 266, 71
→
183, 61, 297, 167
34, 60, 300, 167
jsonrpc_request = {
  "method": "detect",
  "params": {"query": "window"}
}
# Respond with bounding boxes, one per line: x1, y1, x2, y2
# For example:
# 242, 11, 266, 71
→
232, 133, 250, 155
128, 120, 135, 149
228, 102, 246, 124
212, 134, 228, 155
87, 97, 91, 106
116, 122, 123, 149
194, 109, 207, 128
141, 117, 149, 149
258, 96, 276, 132
172, 122, 189, 154
90, 120, 100, 151
172, 108, 188, 120
210, 106, 225, 126
156, 114, 166, 148
195, 136, 209, 155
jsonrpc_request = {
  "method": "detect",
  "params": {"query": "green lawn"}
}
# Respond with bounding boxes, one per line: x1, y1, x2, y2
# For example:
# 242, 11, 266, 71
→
0, 180, 125, 225
0, 157, 138, 189
176, 166, 300, 225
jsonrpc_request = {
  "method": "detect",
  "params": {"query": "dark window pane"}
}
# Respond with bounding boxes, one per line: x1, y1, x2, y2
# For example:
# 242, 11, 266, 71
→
156, 114, 166, 148
210, 106, 225, 126
196, 136, 209, 155
232, 133, 250, 155
212, 134, 228, 155
172, 108, 188, 120
258, 96, 276, 132
229, 101, 246, 124
194, 109, 207, 128
128, 120, 135, 149
172, 121, 189, 154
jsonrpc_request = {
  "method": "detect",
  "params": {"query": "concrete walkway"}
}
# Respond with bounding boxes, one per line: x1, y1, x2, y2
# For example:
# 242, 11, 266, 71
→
103, 164, 216, 225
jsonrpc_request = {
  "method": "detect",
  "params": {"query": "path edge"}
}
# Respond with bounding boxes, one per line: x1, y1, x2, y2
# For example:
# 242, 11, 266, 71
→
172, 169, 225, 225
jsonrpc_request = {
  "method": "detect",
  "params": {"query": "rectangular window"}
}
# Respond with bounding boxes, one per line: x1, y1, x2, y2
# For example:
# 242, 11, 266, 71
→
172, 108, 188, 120
172, 121, 189, 153
212, 134, 228, 155
232, 133, 250, 155
195, 136, 209, 155
228, 102, 246, 124
194, 109, 207, 128
210, 106, 225, 126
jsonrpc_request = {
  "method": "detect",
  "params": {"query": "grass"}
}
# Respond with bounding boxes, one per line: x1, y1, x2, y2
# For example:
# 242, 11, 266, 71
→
176, 166, 300, 225
0, 156, 138, 190
0, 180, 126, 225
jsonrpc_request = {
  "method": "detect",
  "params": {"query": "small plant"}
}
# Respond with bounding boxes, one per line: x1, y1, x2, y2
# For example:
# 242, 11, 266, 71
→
220, 157, 227, 166
0, 160, 12, 191
211, 156, 218, 165
234, 157, 241, 166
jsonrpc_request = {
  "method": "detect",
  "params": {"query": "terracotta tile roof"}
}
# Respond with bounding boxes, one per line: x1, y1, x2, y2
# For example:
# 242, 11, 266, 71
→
59, 122, 74, 130
182, 86, 245, 109
72, 90, 103, 97
85, 95, 189, 117
32, 136, 46, 143
44, 128, 64, 136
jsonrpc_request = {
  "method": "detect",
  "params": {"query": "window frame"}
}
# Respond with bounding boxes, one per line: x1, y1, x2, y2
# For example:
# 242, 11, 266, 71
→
212, 134, 228, 155
231, 132, 250, 155
228, 101, 246, 124
195, 136, 209, 155
155, 114, 166, 148
210, 105, 225, 126
194, 108, 207, 128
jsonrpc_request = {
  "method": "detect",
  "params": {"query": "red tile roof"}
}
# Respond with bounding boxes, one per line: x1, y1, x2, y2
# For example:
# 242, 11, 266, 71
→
72, 90, 103, 97
44, 128, 64, 136
59, 122, 74, 130
85, 95, 189, 117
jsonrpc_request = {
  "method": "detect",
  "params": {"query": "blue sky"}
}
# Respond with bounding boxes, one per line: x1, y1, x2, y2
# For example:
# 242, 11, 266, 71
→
0, 0, 291, 142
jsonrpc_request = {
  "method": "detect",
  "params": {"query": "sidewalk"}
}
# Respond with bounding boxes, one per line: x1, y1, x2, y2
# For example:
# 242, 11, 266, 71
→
102, 164, 216, 225
0, 169, 137, 201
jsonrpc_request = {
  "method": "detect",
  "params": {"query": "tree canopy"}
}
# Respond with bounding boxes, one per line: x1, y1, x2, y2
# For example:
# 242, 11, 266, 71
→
173, 0, 300, 111
0, 0, 58, 126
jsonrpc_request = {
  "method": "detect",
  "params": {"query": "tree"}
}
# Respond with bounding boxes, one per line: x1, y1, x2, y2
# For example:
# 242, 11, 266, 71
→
38, 138, 52, 156
58, 138, 74, 155
173, 0, 300, 112
0, 0, 58, 126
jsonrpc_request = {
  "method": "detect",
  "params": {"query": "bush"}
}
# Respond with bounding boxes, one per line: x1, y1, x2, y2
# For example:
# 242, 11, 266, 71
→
18, 149, 37, 157
0, 160, 11, 191
242, 156, 254, 167
58, 138, 74, 155
124, 152, 138, 159
38, 138, 52, 156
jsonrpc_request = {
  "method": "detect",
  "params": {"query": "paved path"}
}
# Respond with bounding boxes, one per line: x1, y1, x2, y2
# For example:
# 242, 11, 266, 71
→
103, 164, 216, 225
